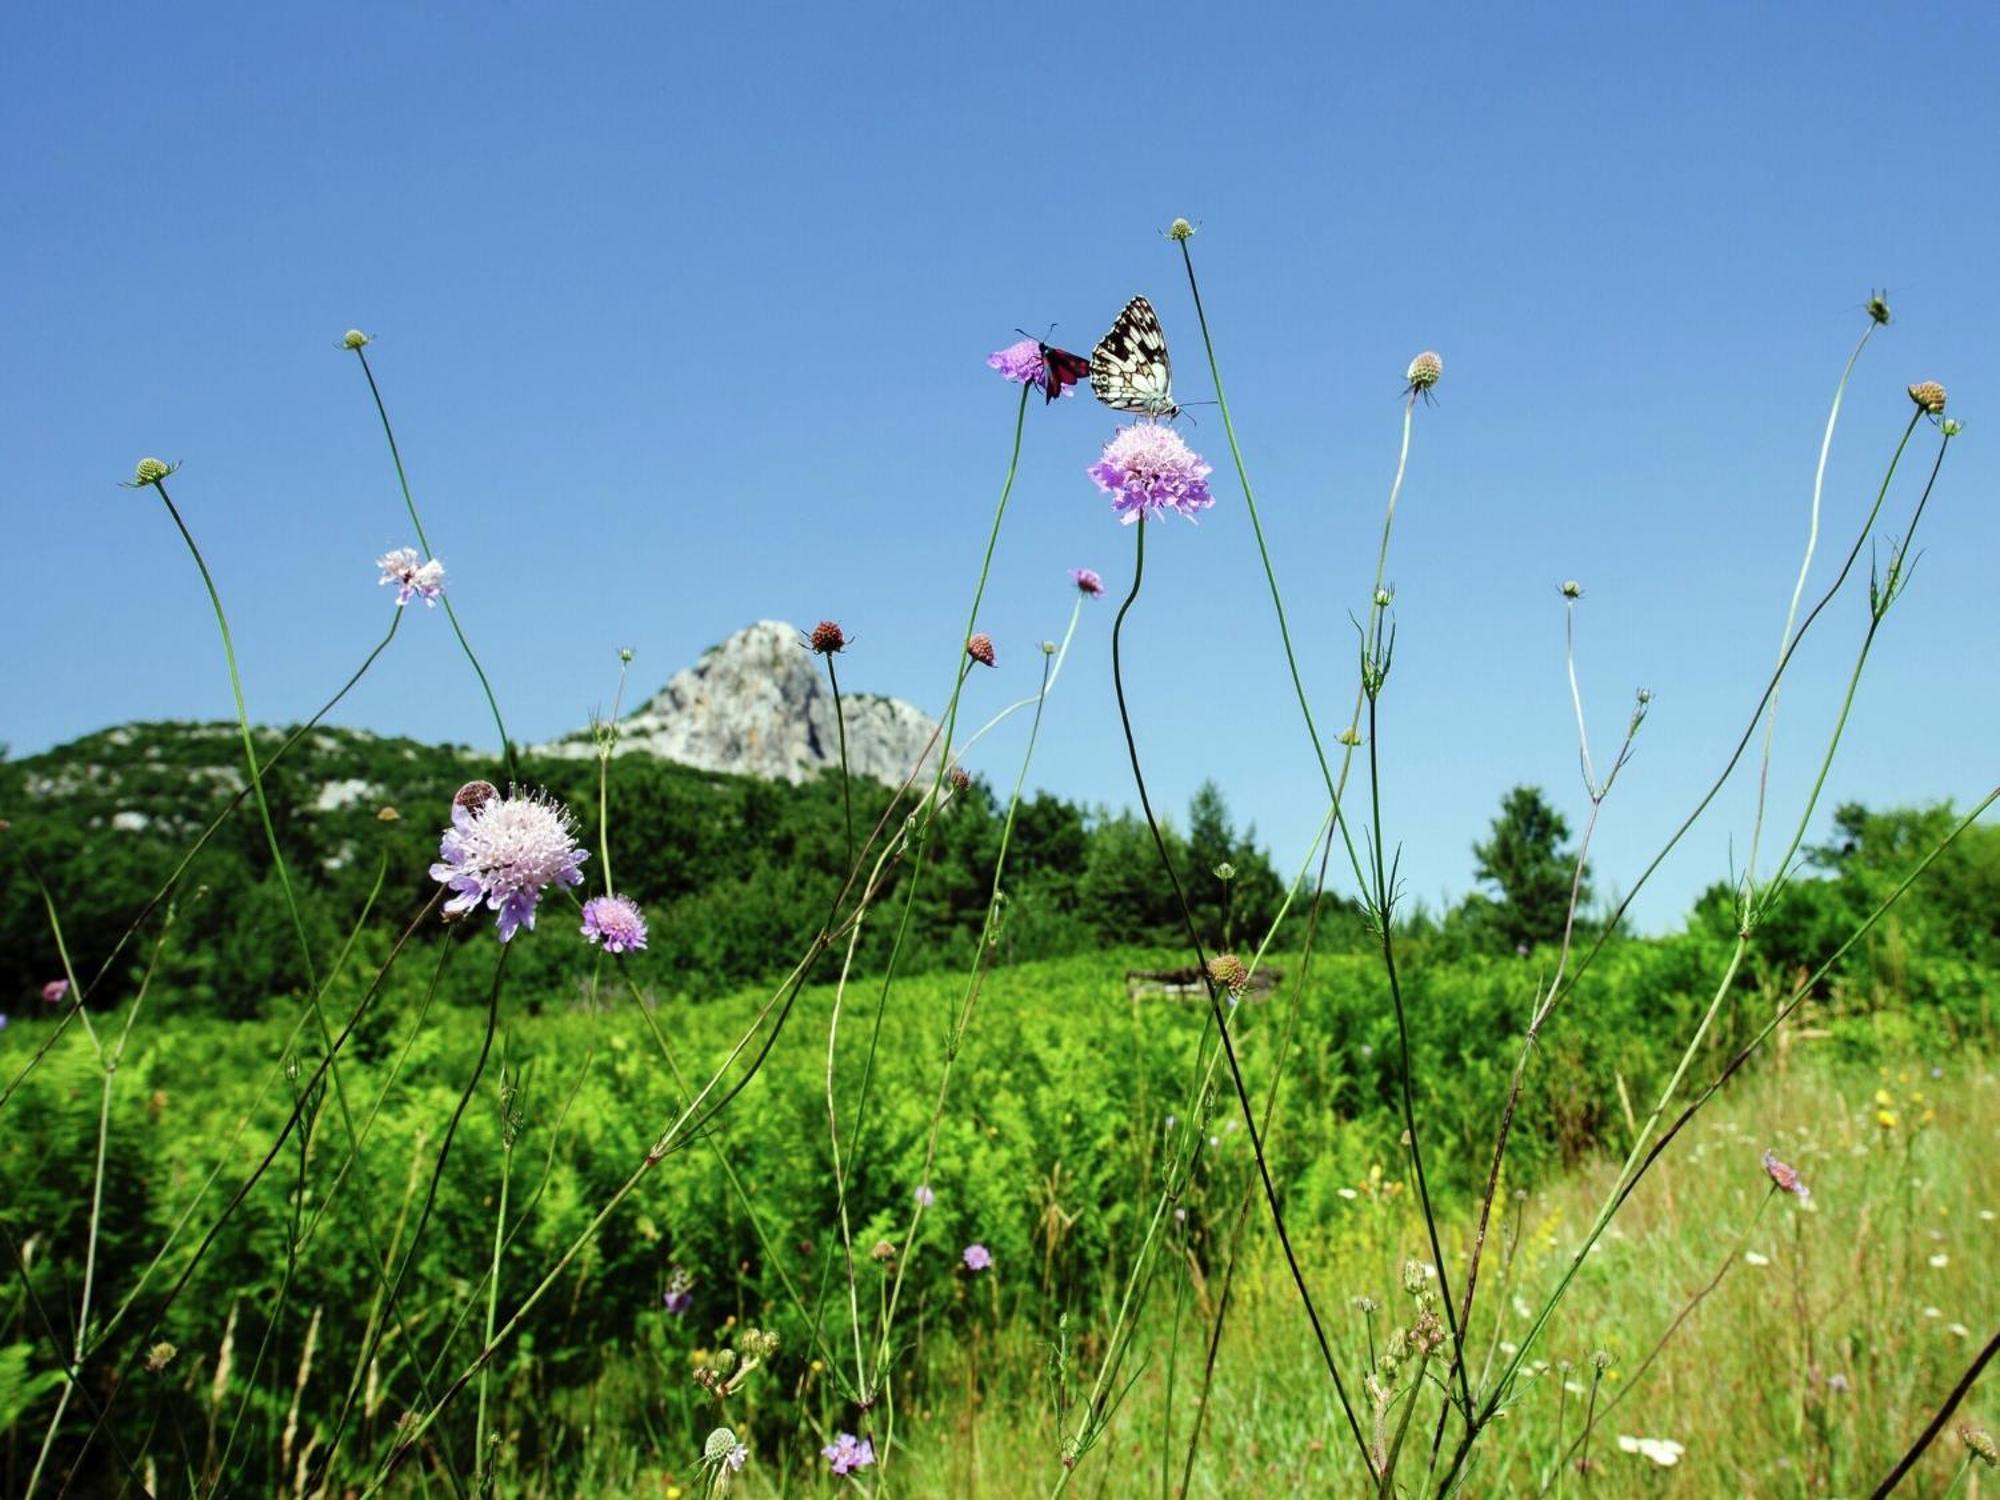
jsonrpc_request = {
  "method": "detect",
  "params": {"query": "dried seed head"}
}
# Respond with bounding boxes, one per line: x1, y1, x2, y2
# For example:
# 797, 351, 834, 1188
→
453, 780, 501, 816
1959, 1424, 1998, 1466
808, 620, 847, 655
1405, 351, 1443, 394
1207, 953, 1249, 994
966, 633, 996, 668
1908, 381, 1948, 415
376, 805, 401, 822
947, 765, 972, 793
870, 1238, 896, 1262
1589, 1349, 1612, 1372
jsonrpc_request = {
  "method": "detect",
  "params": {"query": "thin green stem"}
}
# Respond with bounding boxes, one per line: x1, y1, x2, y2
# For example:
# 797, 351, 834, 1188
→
1110, 515, 1371, 1467
350, 345, 517, 778
1745, 319, 1879, 888
475, 1052, 516, 1495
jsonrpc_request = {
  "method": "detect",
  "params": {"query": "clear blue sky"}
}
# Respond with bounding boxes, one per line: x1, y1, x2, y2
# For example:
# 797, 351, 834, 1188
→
5, 4, 1995, 931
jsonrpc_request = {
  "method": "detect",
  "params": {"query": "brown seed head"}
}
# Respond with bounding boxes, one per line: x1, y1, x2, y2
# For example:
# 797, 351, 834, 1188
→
1207, 953, 1249, 994
1908, 381, 1947, 415
808, 620, 847, 655
1405, 351, 1443, 394
966, 633, 996, 668
453, 780, 500, 816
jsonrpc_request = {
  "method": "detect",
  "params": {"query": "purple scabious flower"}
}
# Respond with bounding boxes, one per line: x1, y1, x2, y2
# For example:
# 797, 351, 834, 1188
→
41, 979, 69, 1005
1069, 567, 1103, 598
914, 1183, 935, 1208
662, 1265, 694, 1315
822, 1433, 875, 1476
377, 547, 446, 607
429, 785, 586, 942
0, 1012, 10, 1031
1763, 1149, 1810, 1204
1087, 424, 1214, 525
581, 894, 648, 955
962, 1243, 992, 1272
989, 338, 1067, 396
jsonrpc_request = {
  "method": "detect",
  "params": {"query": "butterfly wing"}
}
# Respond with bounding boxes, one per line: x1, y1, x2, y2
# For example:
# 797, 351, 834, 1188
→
1039, 343, 1091, 404
1090, 296, 1177, 418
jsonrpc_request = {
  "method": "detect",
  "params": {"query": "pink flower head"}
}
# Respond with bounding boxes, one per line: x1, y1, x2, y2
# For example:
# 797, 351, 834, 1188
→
966, 633, 996, 668
1762, 1149, 1810, 1204
1069, 567, 1104, 597
580, 894, 648, 955
962, 1243, 992, 1272
1087, 424, 1214, 525
429, 785, 586, 942
377, 547, 446, 607
822, 1433, 875, 1476
988, 338, 1046, 385
41, 979, 69, 1005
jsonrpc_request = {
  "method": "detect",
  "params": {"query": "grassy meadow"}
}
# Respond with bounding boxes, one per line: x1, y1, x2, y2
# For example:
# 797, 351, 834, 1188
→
3, 270, 1994, 1500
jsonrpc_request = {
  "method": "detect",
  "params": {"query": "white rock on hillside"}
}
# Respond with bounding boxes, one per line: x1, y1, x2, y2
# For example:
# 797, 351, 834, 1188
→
536, 621, 939, 787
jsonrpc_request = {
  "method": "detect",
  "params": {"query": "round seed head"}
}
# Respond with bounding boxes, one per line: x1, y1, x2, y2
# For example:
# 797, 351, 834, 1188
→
1405, 351, 1443, 393
808, 620, 847, 655
966, 633, 996, 668
132, 457, 174, 486
1207, 953, 1249, 994
1908, 381, 1947, 415
1168, 217, 1196, 241
342, 329, 372, 350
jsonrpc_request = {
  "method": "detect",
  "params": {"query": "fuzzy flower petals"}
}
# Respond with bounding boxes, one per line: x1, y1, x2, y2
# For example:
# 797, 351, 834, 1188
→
822, 1433, 875, 1476
429, 787, 586, 942
1087, 424, 1214, 525
962, 1243, 992, 1272
988, 338, 1048, 388
581, 894, 649, 954
377, 547, 446, 607
1069, 567, 1103, 597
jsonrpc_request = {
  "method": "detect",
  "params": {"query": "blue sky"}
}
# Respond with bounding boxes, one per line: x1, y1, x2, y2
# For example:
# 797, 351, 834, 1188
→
5, 4, 1995, 931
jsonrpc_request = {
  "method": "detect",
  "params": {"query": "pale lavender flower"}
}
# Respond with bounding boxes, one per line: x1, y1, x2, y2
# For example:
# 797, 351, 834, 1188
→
962, 1243, 992, 1272
725, 1443, 747, 1472
822, 1433, 875, 1476
914, 1184, 935, 1208
0, 1012, 10, 1031
41, 979, 68, 1005
988, 338, 1053, 390
1087, 424, 1214, 525
429, 784, 586, 942
580, 894, 648, 954
376, 547, 446, 607
1069, 567, 1104, 597
662, 1265, 694, 1314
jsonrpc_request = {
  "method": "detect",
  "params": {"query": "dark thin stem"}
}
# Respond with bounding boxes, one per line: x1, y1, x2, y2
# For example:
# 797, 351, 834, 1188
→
1364, 694, 1469, 1419
351, 346, 516, 780
314, 942, 510, 1483
825, 653, 855, 913
1110, 516, 1371, 1468
1867, 1328, 2000, 1499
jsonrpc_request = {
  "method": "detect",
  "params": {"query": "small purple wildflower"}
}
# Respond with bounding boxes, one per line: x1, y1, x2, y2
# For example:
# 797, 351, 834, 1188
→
376, 547, 446, 607
580, 894, 649, 954
662, 1265, 694, 1315
429, 784, 586, 942
1069, 567, 1104, 597
962, 1243, 992, 1272
989, 338, 1069, 397
1763, 1149, 1810, 1204
41, 979, 69, 1005
1087, 424, 1214, 525
914, 1184, 935, 1208
0, 1012, 10, 1032
822, 1433, 875, 1476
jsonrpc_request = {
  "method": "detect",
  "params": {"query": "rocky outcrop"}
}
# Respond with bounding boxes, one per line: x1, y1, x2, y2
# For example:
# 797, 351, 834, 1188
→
535, 621, 938, 786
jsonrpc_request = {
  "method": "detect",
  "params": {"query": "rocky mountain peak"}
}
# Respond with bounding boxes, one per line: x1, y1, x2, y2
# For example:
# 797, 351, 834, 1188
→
536, 621, 938, 785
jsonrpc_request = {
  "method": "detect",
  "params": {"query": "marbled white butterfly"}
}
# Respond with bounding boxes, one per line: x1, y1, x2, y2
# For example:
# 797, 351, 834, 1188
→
1090, 295, 1180, 420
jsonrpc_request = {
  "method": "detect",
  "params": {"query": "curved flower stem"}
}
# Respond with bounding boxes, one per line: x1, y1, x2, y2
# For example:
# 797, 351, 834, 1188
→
474, 1046, 516, 1494
1745, 319, 1880, 890
1868, 1329, 2000, 1499
315, 942, 510, 1480
1110, 515, 1371, 1467
149, 479, 319, 992
596, 652, 634, 895
350, 345, 517, 779
0, 610, 403, 1122
825, 652, 856, 904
